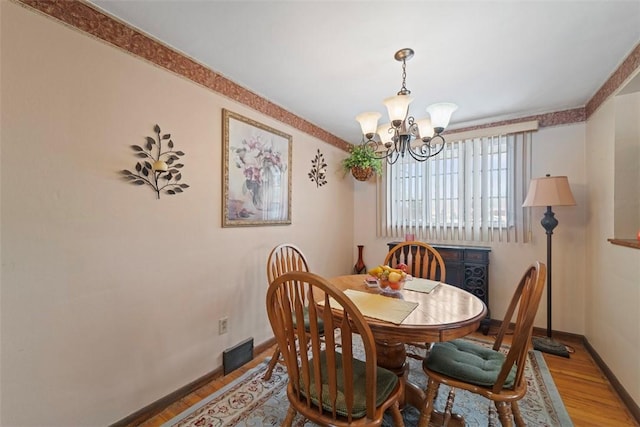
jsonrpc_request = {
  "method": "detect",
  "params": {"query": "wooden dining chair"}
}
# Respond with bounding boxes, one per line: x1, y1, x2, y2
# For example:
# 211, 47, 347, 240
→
266, 271, 405, 427
384, 241, 446, 282
263, 243, 312, 380
418, 261, 546, 427
385, 241, 446, 360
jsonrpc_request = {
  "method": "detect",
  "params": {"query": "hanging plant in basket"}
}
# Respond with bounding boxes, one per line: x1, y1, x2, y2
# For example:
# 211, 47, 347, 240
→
342, 144, 382, 181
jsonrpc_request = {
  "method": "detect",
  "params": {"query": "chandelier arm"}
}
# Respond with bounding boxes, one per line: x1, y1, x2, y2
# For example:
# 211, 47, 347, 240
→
367, 138, 402, 164
365, 139, 394, 161
428, 134, 447, 156
370, 149, 392, 161
406, 145, 433, 161
385, 150, 401, 165
406, 134, 447, 161
406, 116, 417, 129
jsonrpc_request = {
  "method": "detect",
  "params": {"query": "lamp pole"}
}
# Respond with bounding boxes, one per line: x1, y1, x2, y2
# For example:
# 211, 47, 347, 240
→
540, 206, 558, 338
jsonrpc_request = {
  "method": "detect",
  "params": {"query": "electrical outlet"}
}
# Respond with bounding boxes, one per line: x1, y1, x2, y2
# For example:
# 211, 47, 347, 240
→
218, 317, 229, 335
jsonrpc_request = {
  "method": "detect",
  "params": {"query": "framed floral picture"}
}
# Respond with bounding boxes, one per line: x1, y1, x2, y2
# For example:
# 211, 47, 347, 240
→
222, 109, 292, 227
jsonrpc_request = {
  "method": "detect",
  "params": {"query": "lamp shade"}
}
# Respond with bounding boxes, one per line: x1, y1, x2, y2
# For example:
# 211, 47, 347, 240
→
426, 102, 458, 130
416, 118, 434, 139
522, 175, 576, 207
355, 112, 381, 136
384, 94, 413, 123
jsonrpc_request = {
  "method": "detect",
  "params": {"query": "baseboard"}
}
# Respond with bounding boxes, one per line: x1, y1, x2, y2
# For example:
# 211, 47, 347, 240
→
531, 326, 584, 343
583, 337, 640, 425
110, 337, 277, 427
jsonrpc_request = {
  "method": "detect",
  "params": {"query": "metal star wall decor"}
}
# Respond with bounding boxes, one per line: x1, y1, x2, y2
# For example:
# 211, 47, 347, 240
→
121, 124, 189, 199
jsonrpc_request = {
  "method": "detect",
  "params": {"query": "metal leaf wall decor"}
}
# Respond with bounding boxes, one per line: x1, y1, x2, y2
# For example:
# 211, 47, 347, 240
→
308, 149, 327, 187
121, 124, 189, 199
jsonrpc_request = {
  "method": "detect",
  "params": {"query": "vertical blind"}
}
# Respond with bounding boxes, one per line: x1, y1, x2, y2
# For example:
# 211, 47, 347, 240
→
376, 131, 533, 243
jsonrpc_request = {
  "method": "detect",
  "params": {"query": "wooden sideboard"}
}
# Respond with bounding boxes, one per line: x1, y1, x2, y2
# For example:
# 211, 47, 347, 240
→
387, 242, 491, 333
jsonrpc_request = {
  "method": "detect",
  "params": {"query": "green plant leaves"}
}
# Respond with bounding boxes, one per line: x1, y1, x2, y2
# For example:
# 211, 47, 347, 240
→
342, 144, 382, 176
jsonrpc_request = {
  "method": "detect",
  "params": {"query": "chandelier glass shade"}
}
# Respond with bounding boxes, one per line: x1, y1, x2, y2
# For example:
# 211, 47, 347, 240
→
356, 48, 458, 164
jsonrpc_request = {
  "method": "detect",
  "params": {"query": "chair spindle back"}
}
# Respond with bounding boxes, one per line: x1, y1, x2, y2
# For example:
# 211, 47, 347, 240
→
384, 241, 446, 281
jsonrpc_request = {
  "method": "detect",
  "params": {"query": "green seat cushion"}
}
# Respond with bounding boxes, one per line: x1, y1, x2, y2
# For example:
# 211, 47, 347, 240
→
302, 351, 398, 419
293, 306, 324, 334
424, 339, 516, 389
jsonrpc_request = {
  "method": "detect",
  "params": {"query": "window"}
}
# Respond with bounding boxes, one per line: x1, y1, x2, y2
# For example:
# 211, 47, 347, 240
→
377, 131, 533, 243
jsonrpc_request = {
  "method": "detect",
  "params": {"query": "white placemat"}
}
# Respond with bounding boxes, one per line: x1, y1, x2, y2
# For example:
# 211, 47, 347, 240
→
403, 278, 441, 293
341, 289, 418, 324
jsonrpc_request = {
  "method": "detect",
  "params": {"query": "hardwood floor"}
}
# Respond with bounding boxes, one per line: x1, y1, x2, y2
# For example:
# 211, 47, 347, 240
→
138, 332, 638, 426
543, 334, 638, 426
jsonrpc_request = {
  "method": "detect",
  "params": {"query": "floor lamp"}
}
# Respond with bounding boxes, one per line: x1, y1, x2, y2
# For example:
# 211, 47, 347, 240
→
523, 174, 576, 358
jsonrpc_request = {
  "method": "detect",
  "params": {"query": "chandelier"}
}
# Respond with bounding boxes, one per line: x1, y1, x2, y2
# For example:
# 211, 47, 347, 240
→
355, 48, 458, 164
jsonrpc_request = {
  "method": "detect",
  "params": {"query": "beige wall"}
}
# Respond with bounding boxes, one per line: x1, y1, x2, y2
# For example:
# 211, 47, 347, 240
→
0, 2, 354, 425
613, 91, 640, 238
585, 90, 640, 405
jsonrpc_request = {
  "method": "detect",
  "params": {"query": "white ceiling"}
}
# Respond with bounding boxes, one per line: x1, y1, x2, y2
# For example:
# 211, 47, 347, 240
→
89, 0, 640, 143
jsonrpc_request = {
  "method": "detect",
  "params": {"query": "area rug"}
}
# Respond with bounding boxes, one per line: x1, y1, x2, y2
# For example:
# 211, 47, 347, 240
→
162, 338, 573, 426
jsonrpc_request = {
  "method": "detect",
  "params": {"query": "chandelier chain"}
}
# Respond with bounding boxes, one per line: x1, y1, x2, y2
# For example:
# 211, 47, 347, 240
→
400, 59, 408, 94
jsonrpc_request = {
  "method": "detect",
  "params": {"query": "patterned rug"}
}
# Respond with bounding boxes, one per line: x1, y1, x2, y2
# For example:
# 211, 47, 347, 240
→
162, 338, 573, 426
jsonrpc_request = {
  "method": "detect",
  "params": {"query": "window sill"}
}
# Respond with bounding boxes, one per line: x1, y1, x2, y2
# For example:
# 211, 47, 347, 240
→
607, 238, 640, 250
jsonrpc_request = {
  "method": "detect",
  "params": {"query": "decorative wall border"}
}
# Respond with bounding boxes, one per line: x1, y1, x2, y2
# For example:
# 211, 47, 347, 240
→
446, 107, 586, 136
586, 43, 640, 118
14, 0, 640, 148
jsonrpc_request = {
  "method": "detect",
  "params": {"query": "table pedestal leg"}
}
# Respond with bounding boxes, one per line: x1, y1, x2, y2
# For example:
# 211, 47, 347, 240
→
375, 340, 424, 409
374, 340, 465, 427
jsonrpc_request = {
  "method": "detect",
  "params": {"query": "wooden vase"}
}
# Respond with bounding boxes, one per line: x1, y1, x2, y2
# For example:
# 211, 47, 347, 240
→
354, 245, 366, 274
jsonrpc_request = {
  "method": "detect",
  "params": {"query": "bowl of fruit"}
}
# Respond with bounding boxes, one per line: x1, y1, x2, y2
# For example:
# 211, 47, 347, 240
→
368, 264, 408, 291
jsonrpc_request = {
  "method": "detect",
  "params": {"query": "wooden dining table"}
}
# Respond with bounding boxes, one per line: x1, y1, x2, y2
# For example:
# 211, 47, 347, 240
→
327, 274, 488, 416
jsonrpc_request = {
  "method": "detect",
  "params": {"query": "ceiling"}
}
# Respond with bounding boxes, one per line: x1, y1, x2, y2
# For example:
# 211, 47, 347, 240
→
89, 1, 640, 144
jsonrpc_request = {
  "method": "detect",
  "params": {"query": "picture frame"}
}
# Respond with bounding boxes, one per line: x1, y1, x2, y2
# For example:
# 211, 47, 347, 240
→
222, 109, 292, 227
